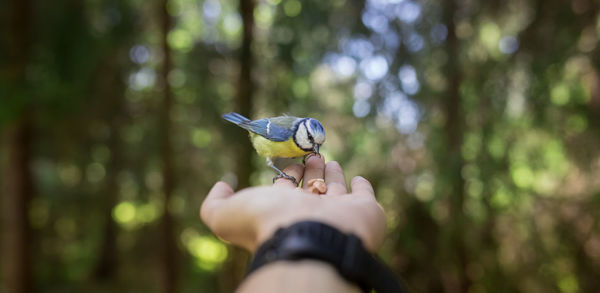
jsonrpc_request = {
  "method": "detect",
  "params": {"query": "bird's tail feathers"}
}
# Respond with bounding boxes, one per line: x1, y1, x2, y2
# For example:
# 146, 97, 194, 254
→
222, 112, 251, 125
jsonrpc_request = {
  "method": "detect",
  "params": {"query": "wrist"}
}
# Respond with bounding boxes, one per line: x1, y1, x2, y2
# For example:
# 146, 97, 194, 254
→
247, 220, 405, 293
238, 260, 362, 293
255, 217, 381, 253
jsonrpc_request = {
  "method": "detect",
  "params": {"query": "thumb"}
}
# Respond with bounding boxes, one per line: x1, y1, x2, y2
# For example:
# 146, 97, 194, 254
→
206, 181, 234, 200
350, 176, 375, 198
200, 181, 234, 225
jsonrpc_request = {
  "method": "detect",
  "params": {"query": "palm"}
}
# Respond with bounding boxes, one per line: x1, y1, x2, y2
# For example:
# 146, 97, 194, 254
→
201, 155, 386, 252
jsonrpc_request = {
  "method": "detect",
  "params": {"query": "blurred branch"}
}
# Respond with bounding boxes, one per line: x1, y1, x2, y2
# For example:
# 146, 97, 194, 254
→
234, 0, 256, 190
1, 0, 33, 292
2, 115, 34, 293
91, 50, 125, 282
441, 0, 471, 291
157, 0, 178, 291
220, 0, 257, 291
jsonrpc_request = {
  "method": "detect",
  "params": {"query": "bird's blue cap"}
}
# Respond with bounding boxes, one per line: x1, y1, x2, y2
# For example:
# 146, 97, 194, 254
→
308, 119, 324, 134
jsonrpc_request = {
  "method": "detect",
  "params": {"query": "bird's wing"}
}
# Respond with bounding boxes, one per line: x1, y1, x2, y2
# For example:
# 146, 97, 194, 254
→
268, 116, 301, 128
243, 117, 296, 142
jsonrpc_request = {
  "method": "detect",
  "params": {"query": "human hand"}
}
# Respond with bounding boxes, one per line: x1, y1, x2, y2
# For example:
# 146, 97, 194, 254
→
200, 155, 386, 253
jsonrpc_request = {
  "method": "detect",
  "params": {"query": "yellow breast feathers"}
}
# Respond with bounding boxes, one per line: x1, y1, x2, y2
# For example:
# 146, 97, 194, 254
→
250, 133, 311, 158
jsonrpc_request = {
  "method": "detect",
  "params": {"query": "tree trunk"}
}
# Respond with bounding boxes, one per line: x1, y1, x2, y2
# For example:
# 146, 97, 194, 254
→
92, 52, 125, 281
220, 0, 255, 291
2, 116, 34, 293
234, 0, 255, 190
158, 0, 178, 292
442, 1, 471, 291
1, 0, 33, 291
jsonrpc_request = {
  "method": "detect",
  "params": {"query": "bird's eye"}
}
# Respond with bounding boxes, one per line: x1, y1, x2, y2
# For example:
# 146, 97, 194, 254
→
307, 133, 314, 142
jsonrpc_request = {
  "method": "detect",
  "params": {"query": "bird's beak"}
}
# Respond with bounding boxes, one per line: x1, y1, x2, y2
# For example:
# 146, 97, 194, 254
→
313, 144, 320, 155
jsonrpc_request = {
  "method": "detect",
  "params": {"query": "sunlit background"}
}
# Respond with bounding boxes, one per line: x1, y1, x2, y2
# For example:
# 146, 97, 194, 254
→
2, 0, 600, 292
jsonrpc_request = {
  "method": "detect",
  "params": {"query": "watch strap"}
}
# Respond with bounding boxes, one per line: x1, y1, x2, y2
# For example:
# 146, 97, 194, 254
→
247, 221, 405, 293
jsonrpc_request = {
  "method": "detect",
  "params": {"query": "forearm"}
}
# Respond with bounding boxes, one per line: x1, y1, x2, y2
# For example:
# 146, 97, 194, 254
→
237, 260, 362, 293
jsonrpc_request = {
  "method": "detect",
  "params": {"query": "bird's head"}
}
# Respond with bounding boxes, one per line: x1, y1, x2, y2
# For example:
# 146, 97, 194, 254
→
294, 118, 326, 154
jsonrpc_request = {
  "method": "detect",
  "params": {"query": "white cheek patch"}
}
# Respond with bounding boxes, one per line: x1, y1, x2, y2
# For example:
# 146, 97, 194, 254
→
305, 122, 325, 145
295, 124, 313, 150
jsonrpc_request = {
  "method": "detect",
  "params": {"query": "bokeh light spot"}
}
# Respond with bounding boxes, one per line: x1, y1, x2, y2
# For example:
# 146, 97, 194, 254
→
283, 0, 302, 17
58, 163, 82, 187
129, 45, 150, 64
487, 136, 505, 159
113, 201, 136, 225
558, 275, 579, 293
86, 162, 106, 183
137, 201, 161, 224
342, 38, 374, 59
395, 1, 421, 24
185, 235, 228, 271
499, 36, 519, 54
480, 22, 501, 50
379, 92, 420, 134
128, 68, 156, 91
330, 55, 357, 78
405, 32, 424, 52
398, 65, 420, 95
353, 100, 371, 118
362, 9, 389, 34
511, 165, 534, 188
203, 0, 221, 22
255, 3, 275, 28
415, 172, 434, 201
360, 55, 389, 81
223, 13, 242, 37
167, 29, 193, 52
353, 81, 373, 100
492, 186, 512, 208
431, 23, 448, 44
191, 128, 212, 148
292, 79, 309, 98
551, 84, 570, 105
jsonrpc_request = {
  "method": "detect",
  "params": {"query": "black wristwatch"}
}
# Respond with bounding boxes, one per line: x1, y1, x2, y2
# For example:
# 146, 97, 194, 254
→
247, 221, 406, 293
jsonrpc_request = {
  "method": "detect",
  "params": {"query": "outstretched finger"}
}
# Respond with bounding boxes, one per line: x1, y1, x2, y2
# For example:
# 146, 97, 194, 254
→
325, 161, 348, 195
206, 181, 234, 201
201, 181, 235, 225
302, 154, 325, 190
350, 176, 375, 198
273, 163, 304, 188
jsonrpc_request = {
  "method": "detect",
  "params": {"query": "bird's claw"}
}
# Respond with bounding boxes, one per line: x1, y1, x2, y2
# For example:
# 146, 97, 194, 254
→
273, 173, 298, 185
302, 152, 321, 165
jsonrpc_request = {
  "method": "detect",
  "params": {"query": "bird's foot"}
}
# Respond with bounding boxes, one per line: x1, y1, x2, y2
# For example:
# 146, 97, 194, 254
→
302, 153, 322, 165
272, 173, 298, 185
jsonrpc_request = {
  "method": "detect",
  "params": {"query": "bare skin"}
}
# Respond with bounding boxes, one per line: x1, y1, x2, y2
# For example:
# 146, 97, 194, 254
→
200, 155, 387, 292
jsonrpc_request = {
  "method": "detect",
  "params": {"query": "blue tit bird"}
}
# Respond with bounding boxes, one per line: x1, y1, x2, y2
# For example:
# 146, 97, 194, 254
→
222, 112, 326, 184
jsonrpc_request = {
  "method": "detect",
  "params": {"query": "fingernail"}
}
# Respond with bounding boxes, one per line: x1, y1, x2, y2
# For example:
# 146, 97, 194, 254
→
327, 161, 341, 168
307, 153, 323, 162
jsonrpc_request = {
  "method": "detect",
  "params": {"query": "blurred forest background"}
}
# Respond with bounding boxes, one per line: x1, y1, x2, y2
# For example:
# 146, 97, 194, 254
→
2, 0, 600, 292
